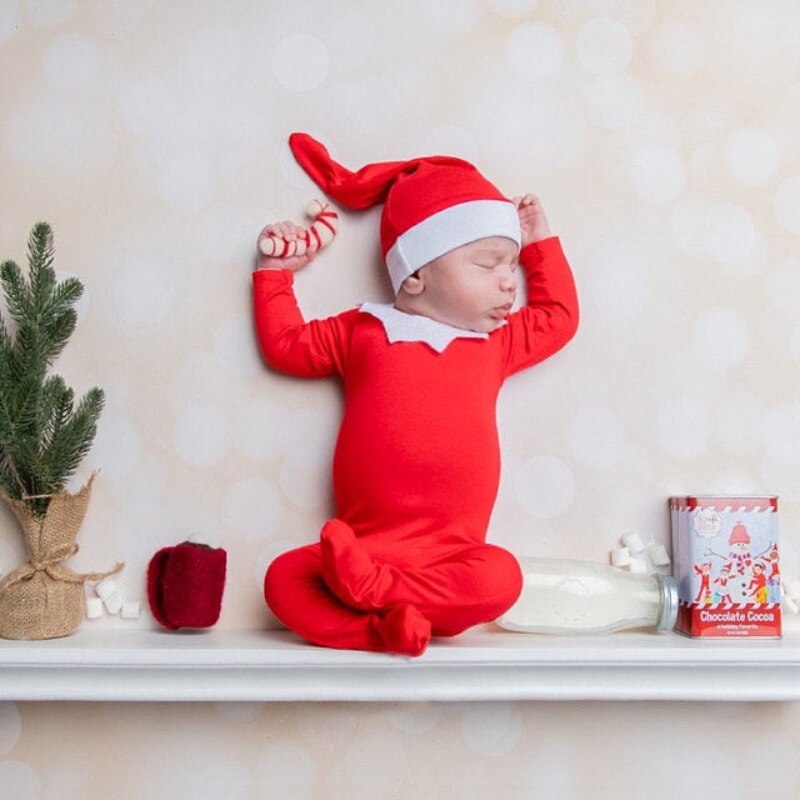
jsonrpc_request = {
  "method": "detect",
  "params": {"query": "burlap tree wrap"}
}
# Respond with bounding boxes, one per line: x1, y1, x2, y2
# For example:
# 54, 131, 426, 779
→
0, 474, 123, 640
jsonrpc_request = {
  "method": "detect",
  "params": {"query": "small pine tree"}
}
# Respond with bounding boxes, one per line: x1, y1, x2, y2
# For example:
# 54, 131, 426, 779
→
0, 222, 104, 517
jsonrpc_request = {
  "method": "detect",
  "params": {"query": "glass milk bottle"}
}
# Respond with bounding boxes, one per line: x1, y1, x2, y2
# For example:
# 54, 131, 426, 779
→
496, 558, 678, 635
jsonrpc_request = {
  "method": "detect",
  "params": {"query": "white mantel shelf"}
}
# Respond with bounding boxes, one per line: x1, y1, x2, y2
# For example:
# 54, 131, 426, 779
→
2, 626, 800, 702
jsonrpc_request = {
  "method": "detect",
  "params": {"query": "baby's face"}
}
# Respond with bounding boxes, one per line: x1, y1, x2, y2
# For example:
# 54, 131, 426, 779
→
415, 236, 519, 333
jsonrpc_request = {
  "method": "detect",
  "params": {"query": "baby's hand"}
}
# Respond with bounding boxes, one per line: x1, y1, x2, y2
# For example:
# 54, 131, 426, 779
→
514, 194, 552, 247
256, 221, 318, 272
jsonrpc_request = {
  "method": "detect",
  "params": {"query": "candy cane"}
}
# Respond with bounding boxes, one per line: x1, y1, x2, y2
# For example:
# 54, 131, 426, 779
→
259, 199, 339, 258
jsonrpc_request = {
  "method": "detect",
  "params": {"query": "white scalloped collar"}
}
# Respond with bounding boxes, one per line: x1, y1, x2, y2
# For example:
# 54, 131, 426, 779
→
359, 302, 489, 353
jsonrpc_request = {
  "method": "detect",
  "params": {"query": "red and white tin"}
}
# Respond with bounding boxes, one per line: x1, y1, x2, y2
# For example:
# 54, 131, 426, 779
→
669, 496, 781, 638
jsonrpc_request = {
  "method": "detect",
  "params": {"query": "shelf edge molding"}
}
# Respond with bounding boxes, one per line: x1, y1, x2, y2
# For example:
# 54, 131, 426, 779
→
2, 628, 799, 702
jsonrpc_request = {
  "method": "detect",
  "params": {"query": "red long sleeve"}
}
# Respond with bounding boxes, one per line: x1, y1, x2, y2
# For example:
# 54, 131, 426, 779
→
252, 268, 356, 378
500, 236, 579, 377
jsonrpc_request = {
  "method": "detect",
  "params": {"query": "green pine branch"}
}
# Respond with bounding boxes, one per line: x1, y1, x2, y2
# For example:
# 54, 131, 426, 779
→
0, 222, 104, 517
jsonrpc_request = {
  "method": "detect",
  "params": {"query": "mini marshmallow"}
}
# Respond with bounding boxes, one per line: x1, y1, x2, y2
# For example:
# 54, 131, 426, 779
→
648, 544, 671, 567
103, 591, 123, 615
610, 547, 631, 568
86, 597, 104, 619
95, 577, 119, 601
629, 556, 648, 574
783, 579, 800, 600
621, 532, 645, 555
121, 600, 141, 620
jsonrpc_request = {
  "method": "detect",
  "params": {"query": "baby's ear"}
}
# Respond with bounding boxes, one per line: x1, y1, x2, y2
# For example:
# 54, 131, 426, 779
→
400, 270, 425, 296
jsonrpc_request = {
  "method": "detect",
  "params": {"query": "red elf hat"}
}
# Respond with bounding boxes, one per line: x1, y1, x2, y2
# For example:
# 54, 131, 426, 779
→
289, 133, 521, 294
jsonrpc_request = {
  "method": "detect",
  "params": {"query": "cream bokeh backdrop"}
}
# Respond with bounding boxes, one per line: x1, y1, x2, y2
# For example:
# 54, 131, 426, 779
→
2, 0, 800, 797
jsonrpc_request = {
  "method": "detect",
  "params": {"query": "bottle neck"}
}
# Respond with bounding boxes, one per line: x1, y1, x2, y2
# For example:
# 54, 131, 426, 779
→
655, 574, 679, 631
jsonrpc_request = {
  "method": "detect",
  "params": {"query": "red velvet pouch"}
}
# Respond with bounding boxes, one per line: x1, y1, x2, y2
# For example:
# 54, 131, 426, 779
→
147, 541, 227, 630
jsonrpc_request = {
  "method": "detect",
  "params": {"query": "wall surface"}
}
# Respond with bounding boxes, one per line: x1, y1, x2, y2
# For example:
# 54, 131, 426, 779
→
1, 0, 800, 797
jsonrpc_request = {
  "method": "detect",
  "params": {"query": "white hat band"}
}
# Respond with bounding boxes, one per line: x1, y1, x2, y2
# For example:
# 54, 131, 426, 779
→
385, 199, 522, 295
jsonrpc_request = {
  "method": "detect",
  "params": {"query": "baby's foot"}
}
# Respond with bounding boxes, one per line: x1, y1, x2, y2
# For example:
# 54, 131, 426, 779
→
374, 604, 431, 657
320, 519, 388, 609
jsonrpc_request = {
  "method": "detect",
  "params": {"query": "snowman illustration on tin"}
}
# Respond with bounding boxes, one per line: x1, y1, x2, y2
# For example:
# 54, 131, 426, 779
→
704, 521, 769, 605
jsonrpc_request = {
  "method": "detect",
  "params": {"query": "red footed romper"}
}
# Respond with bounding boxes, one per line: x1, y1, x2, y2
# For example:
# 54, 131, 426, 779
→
254, 237, 579, 655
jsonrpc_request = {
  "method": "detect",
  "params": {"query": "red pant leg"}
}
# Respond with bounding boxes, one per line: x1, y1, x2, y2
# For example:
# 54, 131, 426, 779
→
264, 544, 430, 655
322, 521, 523, 637
376, 542, 523, 636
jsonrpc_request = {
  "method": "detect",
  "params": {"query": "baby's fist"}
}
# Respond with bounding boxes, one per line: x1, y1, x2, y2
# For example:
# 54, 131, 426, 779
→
514, 194, 552, 246
256, 221, 318, 272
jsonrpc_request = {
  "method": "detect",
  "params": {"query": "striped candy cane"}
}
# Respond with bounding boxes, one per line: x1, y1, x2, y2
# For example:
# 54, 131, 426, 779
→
259, 199, 339, 258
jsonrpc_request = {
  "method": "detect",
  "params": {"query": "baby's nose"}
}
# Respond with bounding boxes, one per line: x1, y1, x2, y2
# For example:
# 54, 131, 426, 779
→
500, 270, 518, 292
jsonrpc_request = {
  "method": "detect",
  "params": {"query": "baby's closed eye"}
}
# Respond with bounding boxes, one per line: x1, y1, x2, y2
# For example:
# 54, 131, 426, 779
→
476, 260, 518, 272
